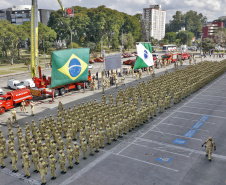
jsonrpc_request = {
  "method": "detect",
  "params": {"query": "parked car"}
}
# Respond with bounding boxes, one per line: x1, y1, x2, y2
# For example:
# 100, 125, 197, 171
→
123, 59, 135, 65
0, 88, 3, 95
89, 60, 95, 64
94, 58, 104, 62
7, 79, 26, 90
88, 64, 93, 69
21, 79, 35, 88
152, 53, 159, 60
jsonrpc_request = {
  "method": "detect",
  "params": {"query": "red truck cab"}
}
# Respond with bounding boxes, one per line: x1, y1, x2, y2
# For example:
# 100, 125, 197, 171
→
0, 88, 32, 114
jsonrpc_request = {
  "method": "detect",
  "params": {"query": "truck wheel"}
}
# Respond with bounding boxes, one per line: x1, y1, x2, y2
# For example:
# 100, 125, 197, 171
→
76, 85, 81, 90
59, 88, 66, 95
0, 107, 5, 114
54, 90, 59, 97
25, 100, 30, 106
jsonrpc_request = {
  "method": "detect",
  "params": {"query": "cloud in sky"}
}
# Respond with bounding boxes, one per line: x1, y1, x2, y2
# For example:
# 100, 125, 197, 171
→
2, 0, 226, 22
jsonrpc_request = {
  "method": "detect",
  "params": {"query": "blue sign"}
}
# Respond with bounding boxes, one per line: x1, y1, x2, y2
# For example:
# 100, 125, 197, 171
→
173, 139, 187, 145
184, 129, 197, 138
192, 121, 204, 129
199, 115, 210, 122
156, 156, 173, 163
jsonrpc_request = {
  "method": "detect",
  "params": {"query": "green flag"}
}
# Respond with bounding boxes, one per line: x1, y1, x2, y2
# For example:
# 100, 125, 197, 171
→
51, 48, 90, 88
134, 43, 154, 69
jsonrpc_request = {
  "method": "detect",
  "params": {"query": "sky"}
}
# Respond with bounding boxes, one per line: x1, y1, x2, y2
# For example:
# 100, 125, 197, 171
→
2, 0, 226, 23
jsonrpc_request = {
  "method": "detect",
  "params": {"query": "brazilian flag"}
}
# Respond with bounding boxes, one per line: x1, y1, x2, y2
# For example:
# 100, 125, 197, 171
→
51, 48, 89, 88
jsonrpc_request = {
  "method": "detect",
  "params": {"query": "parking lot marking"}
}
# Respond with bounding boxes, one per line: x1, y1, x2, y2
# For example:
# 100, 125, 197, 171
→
170, 116, 216, 125
116, 138, 137, 155
188, 101, 226, 108
0, 168, 41, 185
161, 123, 210, 132
149, 130, 202, 141
194, 97, 226, 103
182, 106, 226, 112
131, 142, 191, 157
116, 153, 179, 172
176, 110, 226, 119
199, 94, 226, 99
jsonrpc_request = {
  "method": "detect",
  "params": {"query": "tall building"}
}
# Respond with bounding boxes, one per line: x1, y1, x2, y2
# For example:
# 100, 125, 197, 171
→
0, 5, 53, 26
202, 21, 223, 39
142, 5, 166, 41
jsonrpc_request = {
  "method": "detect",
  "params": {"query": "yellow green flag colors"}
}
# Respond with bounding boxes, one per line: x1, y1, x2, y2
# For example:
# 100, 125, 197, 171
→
51, 48, 90, 88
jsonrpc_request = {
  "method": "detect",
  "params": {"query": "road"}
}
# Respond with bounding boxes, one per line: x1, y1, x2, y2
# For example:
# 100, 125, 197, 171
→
0, 56, 225, 185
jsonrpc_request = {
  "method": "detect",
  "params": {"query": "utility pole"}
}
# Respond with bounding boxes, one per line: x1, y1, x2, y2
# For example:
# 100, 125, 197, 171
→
121, 29, 123, 53
71, 26, 73, 48
200, 33, 203, 57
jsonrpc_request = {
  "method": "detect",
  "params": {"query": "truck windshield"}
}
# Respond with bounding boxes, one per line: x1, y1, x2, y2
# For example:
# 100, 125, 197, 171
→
0, 97, 5, 100
15, 82, 23, 86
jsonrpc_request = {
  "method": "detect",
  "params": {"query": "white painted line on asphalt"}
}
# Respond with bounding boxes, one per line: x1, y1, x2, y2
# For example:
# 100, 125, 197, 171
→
161, 123, 210, 132
176, 110, 226, 119
199, 94, 226, 99
59, 151, 112, 185
116, 138, 138, 155
181, 106, 226, 112
131, 142, 191, 158
170, 116, 216, 125
194, 97, 226, 103
148, 130, 203, 141
0, 167, 41, 185
187, 101, 226, 108
116, 153, 179, 172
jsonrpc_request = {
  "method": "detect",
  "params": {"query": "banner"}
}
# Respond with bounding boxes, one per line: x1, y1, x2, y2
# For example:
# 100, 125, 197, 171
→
134, 43, 154, 69
51, 48, 89, 88
105, 54, 122, 71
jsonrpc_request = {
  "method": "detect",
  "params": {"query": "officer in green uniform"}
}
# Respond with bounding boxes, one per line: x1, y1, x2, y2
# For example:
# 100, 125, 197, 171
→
99, 128, 105, 149
39, 158, 47, 185
31, 148, 39, 173
202, 137, 216, 161
89, 135, 95, 156
49, 155, 57, 180
10, 147, 18, 173
67, 146, 74, 169
73, 142, 80, 165
81, 138, 88, 160
23, 152, 31, 178
59, 150, 67, 174
0, 145, 5, 168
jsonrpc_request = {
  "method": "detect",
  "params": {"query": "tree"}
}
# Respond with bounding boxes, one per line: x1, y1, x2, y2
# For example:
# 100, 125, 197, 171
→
166, 10, 206, 37
176, 31, 194, 46
67, 42, 80, 48
164, 32, 177, 43
214, 27, 226, 47
201, 38, 216, 52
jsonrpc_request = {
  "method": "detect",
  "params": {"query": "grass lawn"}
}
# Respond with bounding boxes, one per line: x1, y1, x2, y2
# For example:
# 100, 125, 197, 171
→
0, 70, 16, 75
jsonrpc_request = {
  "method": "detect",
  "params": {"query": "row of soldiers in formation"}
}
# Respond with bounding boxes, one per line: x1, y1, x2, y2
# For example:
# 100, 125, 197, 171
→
0, 60, 225, 185
91, 53, 200, 92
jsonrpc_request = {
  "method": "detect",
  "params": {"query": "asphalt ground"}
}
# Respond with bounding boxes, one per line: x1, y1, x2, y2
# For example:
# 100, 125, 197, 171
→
0, 58, 226, 185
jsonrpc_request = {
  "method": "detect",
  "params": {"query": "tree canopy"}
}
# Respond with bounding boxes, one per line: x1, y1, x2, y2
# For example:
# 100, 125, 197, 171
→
166, 10, 207, 38
48, 5, 142, 49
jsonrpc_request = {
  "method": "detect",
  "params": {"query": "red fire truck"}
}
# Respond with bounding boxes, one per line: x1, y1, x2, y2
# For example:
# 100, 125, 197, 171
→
30, 66, 91, 99
0, 88, 33, 114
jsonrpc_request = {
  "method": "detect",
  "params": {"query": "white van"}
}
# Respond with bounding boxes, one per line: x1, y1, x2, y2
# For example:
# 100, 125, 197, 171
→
7, 79, 26, 90
0, 88, 3, 95
21, 79, 36, 88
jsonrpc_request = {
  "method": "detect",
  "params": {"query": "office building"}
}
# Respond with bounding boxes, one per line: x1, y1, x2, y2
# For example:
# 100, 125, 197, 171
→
202, 21, 223, 39
142, 5, 166, 41
0, 5, 53, 25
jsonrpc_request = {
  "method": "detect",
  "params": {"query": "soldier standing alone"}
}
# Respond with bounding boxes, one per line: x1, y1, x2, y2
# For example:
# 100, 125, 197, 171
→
202, 137, 216, 161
